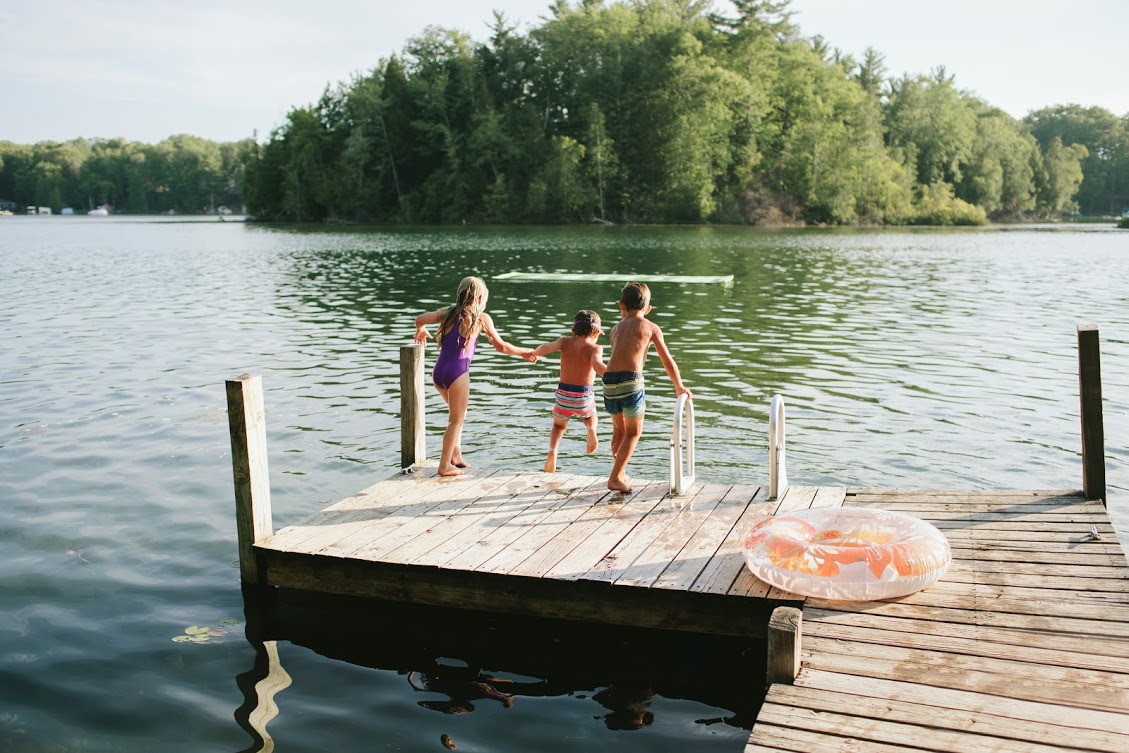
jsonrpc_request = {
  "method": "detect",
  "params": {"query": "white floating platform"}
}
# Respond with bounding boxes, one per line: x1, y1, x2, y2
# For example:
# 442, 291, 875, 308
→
493, 272, 734, 285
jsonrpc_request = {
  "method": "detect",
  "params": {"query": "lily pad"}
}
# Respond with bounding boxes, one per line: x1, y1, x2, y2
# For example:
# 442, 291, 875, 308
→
218, 618, 238, 626
184, 626, 209, 636
172, 635, 192, 643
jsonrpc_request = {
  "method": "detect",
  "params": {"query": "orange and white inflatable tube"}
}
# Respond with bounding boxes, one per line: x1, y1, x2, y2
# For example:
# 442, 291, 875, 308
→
743, 507, 951, 601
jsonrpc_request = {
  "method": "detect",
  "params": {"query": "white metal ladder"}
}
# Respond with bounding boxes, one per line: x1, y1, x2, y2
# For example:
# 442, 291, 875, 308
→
769, 394, 788, 499
669, 392, 696, 495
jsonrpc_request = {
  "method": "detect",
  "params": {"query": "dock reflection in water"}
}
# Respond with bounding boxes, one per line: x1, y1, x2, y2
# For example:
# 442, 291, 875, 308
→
234, 588, 762, 752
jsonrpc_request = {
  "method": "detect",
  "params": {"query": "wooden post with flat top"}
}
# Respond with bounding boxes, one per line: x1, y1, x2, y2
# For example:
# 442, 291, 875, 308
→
227, 374, 273, 584
766, 606, 802, 687
1077, 325, 1106, 505
401, 344, 426, 469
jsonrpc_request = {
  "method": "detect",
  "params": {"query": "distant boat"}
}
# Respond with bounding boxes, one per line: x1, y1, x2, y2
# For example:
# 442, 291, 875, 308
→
88, 207, 109, 216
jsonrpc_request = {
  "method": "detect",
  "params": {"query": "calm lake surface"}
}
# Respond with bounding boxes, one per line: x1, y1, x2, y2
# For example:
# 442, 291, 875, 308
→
1, 217, 1126, 752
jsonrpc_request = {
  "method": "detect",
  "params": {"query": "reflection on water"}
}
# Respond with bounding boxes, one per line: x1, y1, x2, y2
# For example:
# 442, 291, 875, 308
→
232, 589, 758, 752
407, 667, 517, 715
0, 219, 1126, 751
234, 639, 291, 753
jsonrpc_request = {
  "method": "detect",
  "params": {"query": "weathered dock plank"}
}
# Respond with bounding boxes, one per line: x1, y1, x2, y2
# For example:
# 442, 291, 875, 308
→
689, 486, 775, 595
342, 469, 519, 561
746, 489, 1129, 753
580, 482, 713, 585
804, 607, 1129, 659
651, 484, 751, 592
407, 471, 554, 567
441, 473, 592, 571
513, 480, 664, 579
613, 482, 730, 588
476, 476, 615, 575
792, 670, 1129, 738
756, 683, 1129, 753
545, 481, 673, 581
803, 620, 1129, 673
801, 636, 1129, 710
387, 471, 550, 564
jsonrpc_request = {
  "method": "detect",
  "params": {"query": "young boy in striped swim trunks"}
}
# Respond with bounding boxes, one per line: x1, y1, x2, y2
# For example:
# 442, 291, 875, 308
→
532, 310, 607, 472
603, 282, 691, 494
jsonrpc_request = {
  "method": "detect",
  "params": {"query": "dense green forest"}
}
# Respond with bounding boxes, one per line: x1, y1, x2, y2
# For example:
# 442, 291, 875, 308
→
0, 135, 253, 215
3, 1, 1127, 224
242, 0, 1128, 224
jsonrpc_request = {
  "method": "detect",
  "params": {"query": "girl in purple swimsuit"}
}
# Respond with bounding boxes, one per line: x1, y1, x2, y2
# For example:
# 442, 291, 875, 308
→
415, 276, 536, 476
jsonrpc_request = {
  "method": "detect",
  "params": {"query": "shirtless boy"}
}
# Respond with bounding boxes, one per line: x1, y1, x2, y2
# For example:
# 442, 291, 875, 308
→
602, 282, 691, 493
532, 310, 607, 472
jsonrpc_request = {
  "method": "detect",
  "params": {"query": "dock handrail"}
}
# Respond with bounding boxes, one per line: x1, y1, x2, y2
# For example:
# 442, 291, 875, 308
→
769, 394, 788, 500
669, 392, 696, 495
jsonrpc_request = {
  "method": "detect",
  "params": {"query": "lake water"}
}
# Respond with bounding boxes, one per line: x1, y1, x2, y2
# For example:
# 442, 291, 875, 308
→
1, 217, 1126, 752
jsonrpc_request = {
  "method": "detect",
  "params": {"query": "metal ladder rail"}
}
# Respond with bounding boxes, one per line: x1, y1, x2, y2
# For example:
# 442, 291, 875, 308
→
669, 392, 696, 495
769, 394, 788, 500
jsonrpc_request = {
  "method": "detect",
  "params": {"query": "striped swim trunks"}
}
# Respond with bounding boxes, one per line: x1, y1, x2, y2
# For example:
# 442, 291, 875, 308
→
602, 371, 645, 418
553, 383, 597, 421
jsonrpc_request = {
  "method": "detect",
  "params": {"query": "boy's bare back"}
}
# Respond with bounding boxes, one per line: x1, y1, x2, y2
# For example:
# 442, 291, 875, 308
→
606, 316, 662, 373
558, 336, 605, 384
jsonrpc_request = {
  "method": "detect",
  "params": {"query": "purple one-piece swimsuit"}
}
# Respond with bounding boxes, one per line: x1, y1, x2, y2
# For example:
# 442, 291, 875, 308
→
432, 328, 477, 389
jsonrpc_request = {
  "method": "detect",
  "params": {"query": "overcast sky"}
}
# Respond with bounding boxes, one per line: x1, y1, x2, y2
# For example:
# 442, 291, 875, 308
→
3, 0, 1126, 145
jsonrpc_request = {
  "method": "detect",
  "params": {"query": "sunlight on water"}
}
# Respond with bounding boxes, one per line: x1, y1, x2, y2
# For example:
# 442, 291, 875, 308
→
0, 217, 1125, 751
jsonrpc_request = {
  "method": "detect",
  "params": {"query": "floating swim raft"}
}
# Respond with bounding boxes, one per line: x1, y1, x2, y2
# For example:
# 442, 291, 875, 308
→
493, 272, 734, 285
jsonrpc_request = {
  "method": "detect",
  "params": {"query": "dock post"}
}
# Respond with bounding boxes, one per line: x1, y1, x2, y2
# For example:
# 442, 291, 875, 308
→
766, 606, 802, 687
1077, 325, 1106, 505
401, 344, 426, 469
226, 374, 273, 584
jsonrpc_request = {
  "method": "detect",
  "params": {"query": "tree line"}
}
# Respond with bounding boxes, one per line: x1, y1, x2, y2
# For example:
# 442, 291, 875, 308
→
0, 135, 253, 215
4, 1, 1127, 224
240, 0, 1129, 225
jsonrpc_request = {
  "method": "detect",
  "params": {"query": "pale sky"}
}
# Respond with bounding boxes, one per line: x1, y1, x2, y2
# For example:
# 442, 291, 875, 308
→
3, 0, 1126, 145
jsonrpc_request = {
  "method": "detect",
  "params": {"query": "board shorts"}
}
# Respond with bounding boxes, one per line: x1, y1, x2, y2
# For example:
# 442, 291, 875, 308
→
602, 371, 645, 418
553, 383, 597, 421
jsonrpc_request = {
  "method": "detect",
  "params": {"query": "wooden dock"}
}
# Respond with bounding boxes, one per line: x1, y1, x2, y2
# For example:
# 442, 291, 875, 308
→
224, 326, 1127, 750
254, 467, 824, 639
747, 487, 1129, 753
240, 462, 1129, 752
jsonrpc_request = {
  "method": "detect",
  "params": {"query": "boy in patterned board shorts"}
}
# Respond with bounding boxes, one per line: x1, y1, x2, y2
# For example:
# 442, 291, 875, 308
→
532, 310, 607, 473
603, 283, 691, 494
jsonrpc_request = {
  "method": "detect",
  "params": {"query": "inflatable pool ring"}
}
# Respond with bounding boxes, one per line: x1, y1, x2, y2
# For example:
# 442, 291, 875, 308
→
742, 507, 951, 601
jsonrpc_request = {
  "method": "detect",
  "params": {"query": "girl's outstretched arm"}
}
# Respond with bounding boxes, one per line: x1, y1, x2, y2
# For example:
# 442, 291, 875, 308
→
533, 338, 565, 358
414, 308, 446, 344
481, 313, 537, 361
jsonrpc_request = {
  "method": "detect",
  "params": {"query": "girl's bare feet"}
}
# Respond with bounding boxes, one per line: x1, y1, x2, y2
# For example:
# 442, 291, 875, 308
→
607, 476, 632, 494
452, 450, 469, 469
439, 465, 466, 477
544, 450, 557, 473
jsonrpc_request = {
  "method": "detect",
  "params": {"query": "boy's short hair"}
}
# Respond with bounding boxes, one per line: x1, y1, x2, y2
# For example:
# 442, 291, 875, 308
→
572, 309, 601, 336
620, 282, 651, 311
